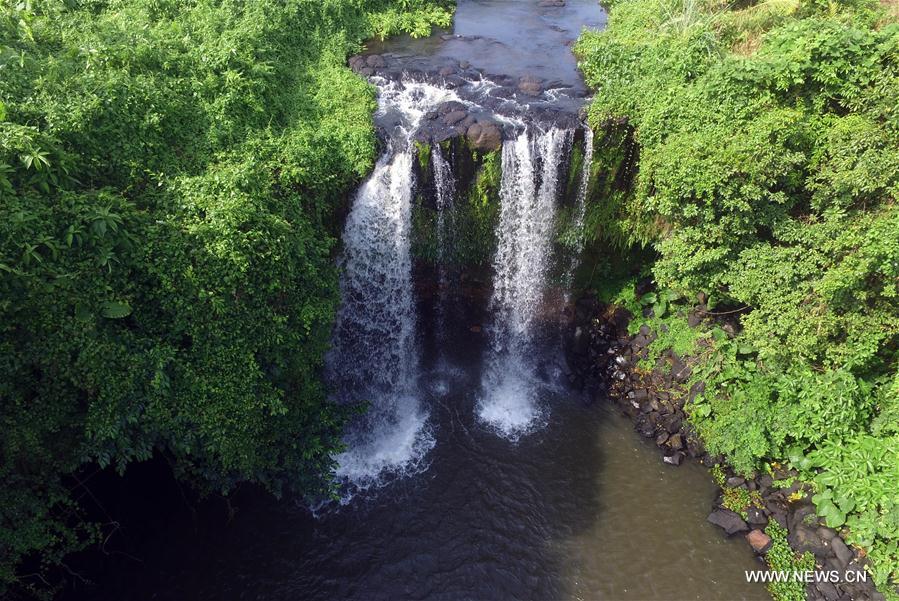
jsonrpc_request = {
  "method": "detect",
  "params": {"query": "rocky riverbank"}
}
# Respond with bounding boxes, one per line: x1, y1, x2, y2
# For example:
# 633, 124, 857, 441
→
566, 290, 887, 601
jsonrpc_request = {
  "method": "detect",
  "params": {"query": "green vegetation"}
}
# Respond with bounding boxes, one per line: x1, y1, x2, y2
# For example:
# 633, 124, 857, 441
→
411, 142, 502, 266
576, 0, 899, 593
0, 0, 451, 596
765, 521, 816, 601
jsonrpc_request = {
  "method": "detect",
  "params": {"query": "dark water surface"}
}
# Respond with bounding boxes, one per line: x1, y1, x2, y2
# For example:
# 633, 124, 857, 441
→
84, 303, 768, 600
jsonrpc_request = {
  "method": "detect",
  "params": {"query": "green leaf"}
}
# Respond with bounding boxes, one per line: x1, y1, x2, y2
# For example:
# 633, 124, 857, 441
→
101, 301, 132, 319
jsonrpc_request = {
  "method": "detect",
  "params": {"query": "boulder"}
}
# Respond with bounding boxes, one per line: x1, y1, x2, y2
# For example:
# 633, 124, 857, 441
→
667, 433, 684, 451
789, 524, 829, 557
443, 110, 467, 126
831, 537, 853, 567
663, 452, 684, 466
466, 122, 502, 151
365, 54, 386, 68
814, 580, 841, 601
746, 529, 772, 553
708, 509, 749, 535
746, 506, 768, 528
518, 75, 543, 96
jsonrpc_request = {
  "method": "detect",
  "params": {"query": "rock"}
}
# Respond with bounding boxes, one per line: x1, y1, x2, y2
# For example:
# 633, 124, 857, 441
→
667, 433, 684, 451
831, 537, 853, 567
466, 122, 502, 151
459, 60, 470, 69
789, 504, 818, 532
789, 525, 829, 556
726, 476, 746, 488
697, 291, 708, 305
443, 110, 467, 126
688, 380, 706, 402
661, 413, 682, 434
365, 54, 386, 68
688, 311, 703, 327
707, 509, 749, 535
655, 432, 669, 446
438, 65, 457, 76
746, 529, 772, 553
663, 452, 684, 466
358, 67, 373, 77
817, 527, 837, 542
815, 580, 841, 601
469, 325, 482, 333
746, 506, 768, 527
517, 75, 543, 96
538, 0, 565, 6
639, 324, 652, 336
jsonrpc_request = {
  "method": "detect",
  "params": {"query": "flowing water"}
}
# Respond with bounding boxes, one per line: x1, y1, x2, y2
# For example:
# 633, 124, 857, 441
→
479, 128, 573, 439
78, 2, 771, 599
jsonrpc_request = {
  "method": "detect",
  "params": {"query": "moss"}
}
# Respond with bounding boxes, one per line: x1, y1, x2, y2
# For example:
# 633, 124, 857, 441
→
415, 140, 431, 173
409, 143, 502, 268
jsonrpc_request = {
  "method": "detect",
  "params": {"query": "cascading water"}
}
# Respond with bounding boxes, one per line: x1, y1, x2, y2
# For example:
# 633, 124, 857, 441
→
478, 127, 573, 439
564, 126, 595, 294
327, 80, 462, 494
571, 126, 594, 258
432, 144, 456, 341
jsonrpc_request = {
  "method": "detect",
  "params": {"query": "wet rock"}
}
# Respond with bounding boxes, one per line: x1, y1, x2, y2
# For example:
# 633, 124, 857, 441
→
831, 537, 853, 567
746, 529, 772, 553
655, 432, 669, 446
726, 476, 746, 488
359, 67, 374, 77
746, 506, 768, 528
661, 413, 683, 434
443, 110, 467, 126
663, 452, 684, 466
815, 580, 841, 601
538, 0, 566, 6
365, 54, 386, 68
708, 509, 749, 535
789, 525, 828, 556
518, 75, 543, 96
790, 503, 818, 531
667, 432, 684, 451
817, 527, 837, 542
438, 65, 457, 76
466, 122, 502, 151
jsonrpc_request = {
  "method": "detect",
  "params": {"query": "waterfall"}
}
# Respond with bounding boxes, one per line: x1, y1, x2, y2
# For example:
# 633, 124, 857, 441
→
478, 127, 573, 439
571, 126, 594, 254
328, 81, 461, 494
564, 126, 595, 293
432, 144, 455, 341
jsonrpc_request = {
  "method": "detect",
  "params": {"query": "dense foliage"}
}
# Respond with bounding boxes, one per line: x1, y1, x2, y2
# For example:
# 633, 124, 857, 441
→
576, 0, 899, 594
0, 0, 451, 596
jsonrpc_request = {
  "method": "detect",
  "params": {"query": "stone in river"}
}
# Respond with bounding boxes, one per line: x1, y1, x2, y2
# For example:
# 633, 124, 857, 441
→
746, 529, 772, 553
707, 509, 749, 535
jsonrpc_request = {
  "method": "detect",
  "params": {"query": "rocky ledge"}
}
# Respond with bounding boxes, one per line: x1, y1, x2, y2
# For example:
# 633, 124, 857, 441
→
348, 52, 585, 151
564, 291, 886, 601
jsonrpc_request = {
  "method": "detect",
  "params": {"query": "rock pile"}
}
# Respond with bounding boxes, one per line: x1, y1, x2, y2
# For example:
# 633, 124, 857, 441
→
565, 292, 886, 601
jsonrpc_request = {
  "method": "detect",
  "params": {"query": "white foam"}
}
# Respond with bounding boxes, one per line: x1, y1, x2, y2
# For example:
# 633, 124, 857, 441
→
478, 127, 573, 439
